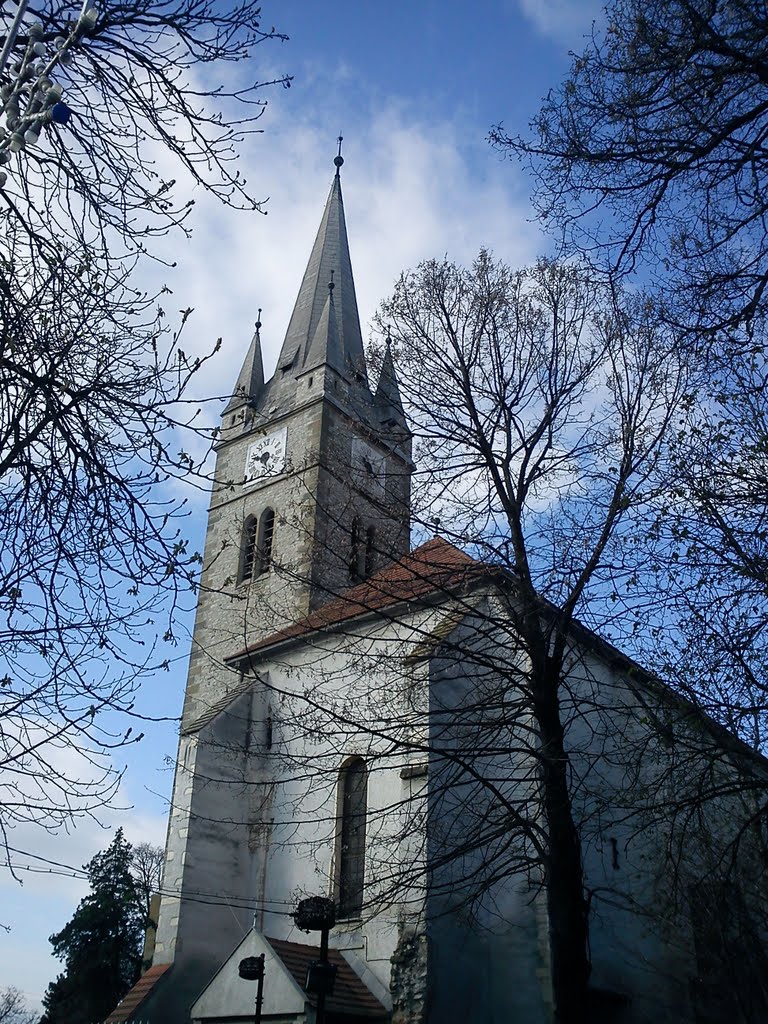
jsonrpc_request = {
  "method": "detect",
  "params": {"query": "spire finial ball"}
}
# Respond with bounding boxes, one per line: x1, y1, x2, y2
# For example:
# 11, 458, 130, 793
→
334, 134, 344, 169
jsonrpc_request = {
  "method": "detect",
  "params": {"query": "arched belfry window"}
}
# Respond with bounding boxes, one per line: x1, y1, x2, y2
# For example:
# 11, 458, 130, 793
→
238, 515, 259, 583
336, 757, 368, 918
364, 526, 376, 577
257, 508, 275, 574
350, 517, 361, 580
238, 509, 275, 584
351, 518, 377, 581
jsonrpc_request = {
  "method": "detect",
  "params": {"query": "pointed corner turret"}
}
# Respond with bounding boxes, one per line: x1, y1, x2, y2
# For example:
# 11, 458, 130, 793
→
224, 313, 265, 415
305, 275, 343, 372
375, 335, 408, 433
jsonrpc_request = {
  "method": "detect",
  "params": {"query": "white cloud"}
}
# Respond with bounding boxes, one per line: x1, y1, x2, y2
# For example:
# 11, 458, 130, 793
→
142, 101, 541, 406
515, 0, 605, 48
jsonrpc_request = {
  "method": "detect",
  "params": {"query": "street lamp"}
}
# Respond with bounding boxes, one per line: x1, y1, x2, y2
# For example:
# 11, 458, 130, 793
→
238, 952, 266, 1024
0, 0, 98, 186
294, 897, 337, 1024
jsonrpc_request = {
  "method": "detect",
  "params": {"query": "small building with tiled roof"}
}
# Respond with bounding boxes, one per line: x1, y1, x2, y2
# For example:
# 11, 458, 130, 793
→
114, 155, 768, 1024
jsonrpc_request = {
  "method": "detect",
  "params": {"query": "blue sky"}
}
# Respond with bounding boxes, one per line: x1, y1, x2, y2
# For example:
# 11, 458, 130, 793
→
0, 0, 603, 1009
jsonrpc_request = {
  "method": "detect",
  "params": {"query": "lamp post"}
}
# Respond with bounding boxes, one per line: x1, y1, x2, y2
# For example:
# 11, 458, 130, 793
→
0, 0, 98, 185
294, 896, 337, 1024
238, 952, 266, 1024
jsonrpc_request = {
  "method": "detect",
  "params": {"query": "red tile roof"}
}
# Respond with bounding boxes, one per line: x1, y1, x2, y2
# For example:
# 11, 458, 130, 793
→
104, 963, 171, 1022
265, 936, 388, 1019
228, 537, 483, 667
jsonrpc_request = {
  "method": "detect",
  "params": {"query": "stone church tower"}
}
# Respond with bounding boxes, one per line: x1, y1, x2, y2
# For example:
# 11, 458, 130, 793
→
181, 153, 412, 729
145, 156, 415, 1023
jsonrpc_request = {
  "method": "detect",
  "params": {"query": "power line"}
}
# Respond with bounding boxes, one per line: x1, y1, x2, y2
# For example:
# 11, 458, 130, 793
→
1, 845, 297, 913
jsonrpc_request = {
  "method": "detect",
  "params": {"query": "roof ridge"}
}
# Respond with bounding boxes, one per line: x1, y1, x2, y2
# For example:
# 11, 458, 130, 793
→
264, 936, 387, 1018
104, 963, 172, 1022
227, 538, 484, 667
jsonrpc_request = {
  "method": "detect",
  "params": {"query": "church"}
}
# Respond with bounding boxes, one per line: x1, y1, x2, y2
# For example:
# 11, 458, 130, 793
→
106, 153, 768, 1024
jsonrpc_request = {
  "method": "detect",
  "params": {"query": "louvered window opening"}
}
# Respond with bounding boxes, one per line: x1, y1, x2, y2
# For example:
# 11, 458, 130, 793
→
239, 510, 275, 583
239, 516, 259, 583
259, 508, 275, 573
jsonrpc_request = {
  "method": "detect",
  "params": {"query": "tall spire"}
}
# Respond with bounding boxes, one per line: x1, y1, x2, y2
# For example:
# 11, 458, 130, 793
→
272, 150, 368, 384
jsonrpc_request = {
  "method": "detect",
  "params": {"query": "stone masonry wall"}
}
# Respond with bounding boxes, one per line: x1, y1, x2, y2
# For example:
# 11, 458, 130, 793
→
390, 921, 428, 1024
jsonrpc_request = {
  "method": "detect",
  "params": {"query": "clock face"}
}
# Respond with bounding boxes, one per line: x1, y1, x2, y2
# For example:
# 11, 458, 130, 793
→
244, 427, 287, 485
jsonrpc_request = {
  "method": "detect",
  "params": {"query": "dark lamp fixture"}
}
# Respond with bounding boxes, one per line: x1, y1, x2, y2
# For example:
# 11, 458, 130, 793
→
294, 894, 337, 1024
293, 896, 336, 932
238, 954, 265, 981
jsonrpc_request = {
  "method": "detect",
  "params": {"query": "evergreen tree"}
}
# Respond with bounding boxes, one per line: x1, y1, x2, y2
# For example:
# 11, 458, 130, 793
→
40, 829, 145, 1024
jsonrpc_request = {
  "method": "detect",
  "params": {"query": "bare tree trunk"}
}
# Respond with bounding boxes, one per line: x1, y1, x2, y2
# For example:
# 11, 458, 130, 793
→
535, 658, 591, 1022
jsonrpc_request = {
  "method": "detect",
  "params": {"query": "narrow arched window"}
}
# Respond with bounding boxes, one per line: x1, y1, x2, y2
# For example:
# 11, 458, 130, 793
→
337, 757, 367, 918
239, 515, 258, 583
364, 526, 376, 577
350, 517, 361, 580
257, 507, 275, 574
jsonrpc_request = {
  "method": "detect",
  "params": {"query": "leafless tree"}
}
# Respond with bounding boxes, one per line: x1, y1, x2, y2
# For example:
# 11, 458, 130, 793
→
373, 255, 692, 1020
0, 261, 214, 847
490, 0, 768, 771
1, 0, 290, 299
0, 0, 289, 849
0, 987, 35, 1024
634, 340, 768, 751
131, 840, 164, 916
492, 0, 768, 336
